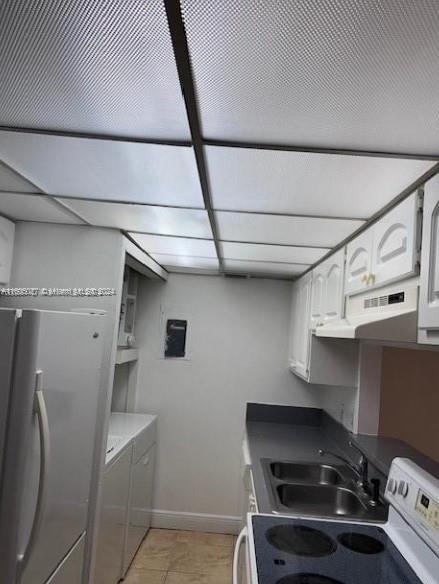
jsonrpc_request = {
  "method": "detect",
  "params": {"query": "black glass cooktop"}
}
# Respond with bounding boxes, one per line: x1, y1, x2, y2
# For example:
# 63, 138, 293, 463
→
252, 516, 422, 584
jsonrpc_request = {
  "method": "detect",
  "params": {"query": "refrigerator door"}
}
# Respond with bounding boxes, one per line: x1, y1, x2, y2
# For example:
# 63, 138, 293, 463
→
0, 309, 20, 484
46, 535, 85, 584
0, 309, 41, 584
1, 310, 105, 584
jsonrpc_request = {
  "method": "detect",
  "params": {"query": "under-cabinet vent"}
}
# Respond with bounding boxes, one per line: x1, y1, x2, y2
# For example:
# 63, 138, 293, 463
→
364, 291, 405, 309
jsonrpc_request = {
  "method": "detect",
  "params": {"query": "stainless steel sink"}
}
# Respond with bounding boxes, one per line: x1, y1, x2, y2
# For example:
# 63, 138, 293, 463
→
277, 483, 366, 516
270, 461, 345, 486
261, 458, 388, 522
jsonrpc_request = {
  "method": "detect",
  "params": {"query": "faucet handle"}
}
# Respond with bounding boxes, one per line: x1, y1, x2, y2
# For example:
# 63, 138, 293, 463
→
349, 441, 365, 458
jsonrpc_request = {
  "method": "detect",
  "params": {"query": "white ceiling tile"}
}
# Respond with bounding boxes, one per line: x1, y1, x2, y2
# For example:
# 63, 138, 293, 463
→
0, 192, 83, 224
207, 146, 434, 218
0, 0, 190, 139
58, 199, 213, 238
220, 241, 328, 264
224, 259, 308, 277
0, 161, 39, 193
216, 211, 363, 248
182, 0, 439, 155
129, 233, 217, 258
151, 254, 219, 271
0, 131, 203, 207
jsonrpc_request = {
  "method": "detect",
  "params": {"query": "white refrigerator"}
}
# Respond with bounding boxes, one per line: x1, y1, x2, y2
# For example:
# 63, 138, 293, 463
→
0, 308, 105, 584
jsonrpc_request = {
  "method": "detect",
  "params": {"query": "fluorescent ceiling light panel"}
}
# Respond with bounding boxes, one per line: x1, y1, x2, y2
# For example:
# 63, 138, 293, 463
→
0, 0, 190, 139
216, 211, 363, 247
220, 241, 328, 264
0, 131, 203, 207
207, 146, 434, 218
0, 160, 39, 193
183, 0, 439, 154
58, 199, 213, 238
224, 259, 308, 276
0, 192, 84, 224
129, 233, 217, 258
151, 254, 219, 270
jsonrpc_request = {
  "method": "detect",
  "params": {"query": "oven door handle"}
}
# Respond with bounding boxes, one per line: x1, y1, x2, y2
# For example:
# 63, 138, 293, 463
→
233, 527, 248, 584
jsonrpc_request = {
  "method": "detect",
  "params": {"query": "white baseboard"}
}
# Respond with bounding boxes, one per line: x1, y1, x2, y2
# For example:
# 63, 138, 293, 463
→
151, 509, 241, 535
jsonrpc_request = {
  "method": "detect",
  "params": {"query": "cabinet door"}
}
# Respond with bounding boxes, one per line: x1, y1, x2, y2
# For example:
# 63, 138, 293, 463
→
0, 217, 15, 285
323, 248, 345, 323
371, 193, 419, 287
310, 265, 325, 328
95, 447, 132, 584
345, 229, 373, 295
419, 175, 439, 341
124, 444, 156, 573
288, 282, 298, 366
293, 273, 312, 379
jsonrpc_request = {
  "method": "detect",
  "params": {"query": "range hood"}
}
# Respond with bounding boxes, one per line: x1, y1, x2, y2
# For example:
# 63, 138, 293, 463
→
315, 281, 419, 342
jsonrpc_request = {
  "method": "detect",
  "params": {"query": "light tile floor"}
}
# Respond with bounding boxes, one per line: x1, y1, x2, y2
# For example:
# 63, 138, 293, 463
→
124, 529, 235, 584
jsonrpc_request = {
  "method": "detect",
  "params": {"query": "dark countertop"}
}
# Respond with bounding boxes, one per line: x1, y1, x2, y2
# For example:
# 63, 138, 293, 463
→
245, 403, 439, 513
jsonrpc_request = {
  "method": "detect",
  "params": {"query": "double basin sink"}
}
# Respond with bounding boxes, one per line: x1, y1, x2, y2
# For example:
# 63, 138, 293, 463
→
262, 459, 388, 522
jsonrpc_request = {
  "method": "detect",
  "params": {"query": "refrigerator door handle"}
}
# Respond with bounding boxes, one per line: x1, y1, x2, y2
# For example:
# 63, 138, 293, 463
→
18, 370, 51, 571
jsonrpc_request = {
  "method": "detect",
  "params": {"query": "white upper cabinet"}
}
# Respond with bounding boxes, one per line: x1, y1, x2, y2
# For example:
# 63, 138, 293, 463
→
371, 194, 419, 288
0, 216, 15, 286
418, 175, 439, 344
322, 248, 345, 323
289, 272, 312, 380
311, 249, 345, 326
289, 267, 358, 387
345, 229, 373, 295
345, 193, 419, 296
310, 265, 325, 329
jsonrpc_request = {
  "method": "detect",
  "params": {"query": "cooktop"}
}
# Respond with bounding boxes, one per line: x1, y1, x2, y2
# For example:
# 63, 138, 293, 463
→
252, 515, 422, 584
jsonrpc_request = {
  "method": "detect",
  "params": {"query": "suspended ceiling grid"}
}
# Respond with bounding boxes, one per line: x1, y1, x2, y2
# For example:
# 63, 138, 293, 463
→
0, 0, 439, 278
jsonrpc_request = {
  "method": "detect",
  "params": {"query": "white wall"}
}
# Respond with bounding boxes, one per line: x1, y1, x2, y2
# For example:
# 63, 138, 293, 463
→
134, 273, 321, 532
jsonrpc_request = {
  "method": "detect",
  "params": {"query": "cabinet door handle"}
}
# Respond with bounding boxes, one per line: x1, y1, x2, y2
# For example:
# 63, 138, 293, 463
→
361, 273, 368, 283
143, 456, 150, 466
367, 273, 376, 285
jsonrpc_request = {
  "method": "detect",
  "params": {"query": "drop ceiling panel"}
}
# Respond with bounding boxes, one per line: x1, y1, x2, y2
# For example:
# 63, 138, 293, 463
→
151, 254, 219, 271
207, 146, 434, 218
0, 131, 203, 207
0, 0, 190, 139
58, 199, 213, 238
129, 233, 217, 258
221, 242, 328, 265
0, 192, 83, 224
182, 0, 439, 155
224, 259, 308, 277
216, 212, 363, 248
0, 161, 39, 193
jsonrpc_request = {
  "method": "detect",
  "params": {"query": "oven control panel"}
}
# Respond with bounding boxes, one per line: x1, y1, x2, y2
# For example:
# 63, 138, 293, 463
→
386, 458, 439, 554
415, 490, 439, 529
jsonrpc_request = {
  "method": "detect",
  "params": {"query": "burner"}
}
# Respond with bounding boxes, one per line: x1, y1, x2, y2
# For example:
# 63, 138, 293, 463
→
266, 525, 336, 557
276, 575, 344, 584
337, 532, 385, 554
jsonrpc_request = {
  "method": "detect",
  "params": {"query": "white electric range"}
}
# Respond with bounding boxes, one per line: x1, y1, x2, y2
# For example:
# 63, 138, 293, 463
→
234, 458, 439, 584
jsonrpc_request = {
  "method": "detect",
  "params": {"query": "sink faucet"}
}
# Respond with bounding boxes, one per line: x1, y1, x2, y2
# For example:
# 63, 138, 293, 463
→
319, 441, 369, 492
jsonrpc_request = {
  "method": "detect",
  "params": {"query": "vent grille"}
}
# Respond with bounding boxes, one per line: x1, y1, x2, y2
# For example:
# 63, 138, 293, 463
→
364, 291, 405, 309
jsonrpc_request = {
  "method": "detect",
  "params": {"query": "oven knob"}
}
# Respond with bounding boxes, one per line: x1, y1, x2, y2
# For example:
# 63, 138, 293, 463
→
397, 480, 409, 497
387, 478, 397, 494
